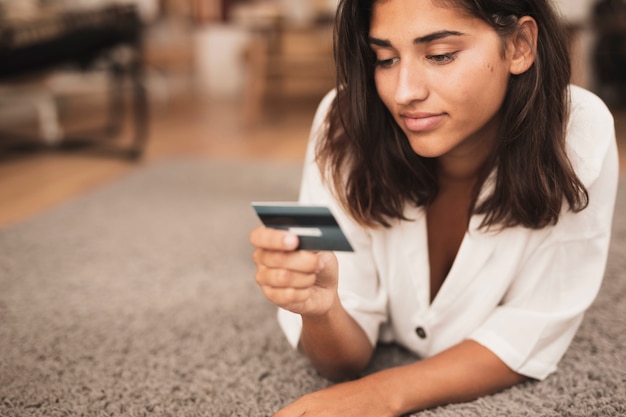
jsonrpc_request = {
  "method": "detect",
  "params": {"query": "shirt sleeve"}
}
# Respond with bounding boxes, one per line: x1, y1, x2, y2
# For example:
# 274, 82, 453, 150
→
469, 86, 620, 380
277, 90, 388, 349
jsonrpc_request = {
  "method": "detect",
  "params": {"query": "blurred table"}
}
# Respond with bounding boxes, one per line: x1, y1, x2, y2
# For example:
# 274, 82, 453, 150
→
0, 4, 148, 159
232, 1, 335, 126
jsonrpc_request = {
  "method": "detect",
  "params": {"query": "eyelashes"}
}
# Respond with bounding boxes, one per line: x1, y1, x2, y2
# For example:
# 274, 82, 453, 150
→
375, 57, 399, 68
374, 52, 459, 68
426, 52, 458, 64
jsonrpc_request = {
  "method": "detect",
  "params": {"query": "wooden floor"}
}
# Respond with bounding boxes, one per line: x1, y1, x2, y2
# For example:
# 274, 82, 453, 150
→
0, 92, 320, 227
0, 91, 625, 228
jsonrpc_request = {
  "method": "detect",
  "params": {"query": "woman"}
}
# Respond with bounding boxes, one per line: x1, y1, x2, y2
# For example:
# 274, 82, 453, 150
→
250, 0, 619, 415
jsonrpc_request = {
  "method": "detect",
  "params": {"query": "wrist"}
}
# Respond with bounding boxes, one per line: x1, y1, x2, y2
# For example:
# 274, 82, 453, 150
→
298, 294, 373, 380
359, 372, 405, 417
300, 291, 342, 323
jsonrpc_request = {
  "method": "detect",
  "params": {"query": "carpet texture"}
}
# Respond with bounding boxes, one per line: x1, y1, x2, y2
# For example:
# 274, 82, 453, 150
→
0, 158, 624, 417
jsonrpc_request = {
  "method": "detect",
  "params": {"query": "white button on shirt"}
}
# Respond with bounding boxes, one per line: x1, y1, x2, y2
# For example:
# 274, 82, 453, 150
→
277, 85, 619, 380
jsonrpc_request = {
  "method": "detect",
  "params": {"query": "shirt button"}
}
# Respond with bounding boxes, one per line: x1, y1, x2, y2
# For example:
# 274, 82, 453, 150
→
415, 327, 427, 339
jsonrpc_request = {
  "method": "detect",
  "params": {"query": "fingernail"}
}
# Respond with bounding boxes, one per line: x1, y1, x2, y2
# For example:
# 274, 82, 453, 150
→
283, 234, 298, 248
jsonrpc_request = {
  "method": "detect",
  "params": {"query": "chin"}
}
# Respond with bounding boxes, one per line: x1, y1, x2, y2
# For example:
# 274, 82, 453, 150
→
407, 140, 447, 159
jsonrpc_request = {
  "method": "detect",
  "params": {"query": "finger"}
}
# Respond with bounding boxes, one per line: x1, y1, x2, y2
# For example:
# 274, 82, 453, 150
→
261, 285, 311, 307
255, 266, 317, 289
250, 226, 299, 251
254, 249, 320, 274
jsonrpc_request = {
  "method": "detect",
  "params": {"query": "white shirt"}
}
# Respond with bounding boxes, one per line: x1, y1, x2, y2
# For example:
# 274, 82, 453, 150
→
278, 85, 619, 380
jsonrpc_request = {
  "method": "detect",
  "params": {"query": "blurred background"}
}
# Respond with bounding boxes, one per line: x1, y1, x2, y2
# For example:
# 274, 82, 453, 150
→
0, 0, 624, 226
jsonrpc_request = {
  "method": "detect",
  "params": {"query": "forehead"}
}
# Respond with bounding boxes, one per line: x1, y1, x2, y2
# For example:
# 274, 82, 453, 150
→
369, 0, 478, 36
373, 0, 469, 11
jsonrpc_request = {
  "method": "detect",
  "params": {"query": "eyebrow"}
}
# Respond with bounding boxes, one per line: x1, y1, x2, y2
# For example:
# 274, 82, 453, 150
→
368, 30, 466, 47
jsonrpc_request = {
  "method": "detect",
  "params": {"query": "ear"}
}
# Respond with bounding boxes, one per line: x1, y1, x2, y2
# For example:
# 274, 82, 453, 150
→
508, 16, 538, 75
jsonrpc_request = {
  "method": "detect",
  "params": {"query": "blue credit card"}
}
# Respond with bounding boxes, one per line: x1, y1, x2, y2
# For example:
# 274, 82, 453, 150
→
251, 203, 354, 252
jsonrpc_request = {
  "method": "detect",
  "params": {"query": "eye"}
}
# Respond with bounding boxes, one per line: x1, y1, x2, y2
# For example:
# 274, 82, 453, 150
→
426, 53, 457, 64
375, 57, 399, 68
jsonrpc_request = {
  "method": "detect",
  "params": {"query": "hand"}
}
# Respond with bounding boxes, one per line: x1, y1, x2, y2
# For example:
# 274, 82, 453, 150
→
273, 377, 396, 417
250, 226, 339, 317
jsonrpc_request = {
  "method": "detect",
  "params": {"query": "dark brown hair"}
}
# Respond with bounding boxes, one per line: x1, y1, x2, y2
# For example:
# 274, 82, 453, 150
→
318, 0, 588, 229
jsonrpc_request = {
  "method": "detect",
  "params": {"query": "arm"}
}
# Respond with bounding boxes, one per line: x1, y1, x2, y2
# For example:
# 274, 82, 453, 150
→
299, 294, 374, 381
275, 339, 528, 417
250, 227, 373, 380
371, 339, 528, 414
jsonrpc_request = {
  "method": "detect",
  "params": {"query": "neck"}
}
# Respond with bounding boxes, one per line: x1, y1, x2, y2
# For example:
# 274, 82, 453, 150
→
437, 116, 499, 188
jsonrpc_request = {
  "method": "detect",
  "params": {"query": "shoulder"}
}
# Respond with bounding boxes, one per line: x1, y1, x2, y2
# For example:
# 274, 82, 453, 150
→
310, 89, 337, 135
568, 85, 613, 123
302, 89, 337, 160
302, 89, 337, 163
299, 89, 337, 204
566, 85, 616, 186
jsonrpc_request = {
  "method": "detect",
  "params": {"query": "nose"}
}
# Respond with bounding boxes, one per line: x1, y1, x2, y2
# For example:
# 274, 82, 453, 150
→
394, 60, 429, 106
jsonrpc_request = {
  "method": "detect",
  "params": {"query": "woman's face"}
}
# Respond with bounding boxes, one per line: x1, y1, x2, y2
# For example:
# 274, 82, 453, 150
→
370, 0, 515, 165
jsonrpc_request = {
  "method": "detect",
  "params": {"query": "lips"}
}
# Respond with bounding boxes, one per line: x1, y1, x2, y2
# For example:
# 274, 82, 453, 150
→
400, 112, 445, 132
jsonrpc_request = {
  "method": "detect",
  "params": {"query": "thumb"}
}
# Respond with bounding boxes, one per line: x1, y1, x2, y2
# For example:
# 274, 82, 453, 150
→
316, 251, 339, 289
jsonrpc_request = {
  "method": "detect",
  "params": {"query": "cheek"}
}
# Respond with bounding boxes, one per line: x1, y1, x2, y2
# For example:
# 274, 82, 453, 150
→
477, 63, 510, 110
445, 58, 510, 113
375, 72, 395, 108
476, 50, 511, 90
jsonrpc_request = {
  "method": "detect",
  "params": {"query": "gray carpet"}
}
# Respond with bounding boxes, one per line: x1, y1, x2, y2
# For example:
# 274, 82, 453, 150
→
0, 157, 624, 417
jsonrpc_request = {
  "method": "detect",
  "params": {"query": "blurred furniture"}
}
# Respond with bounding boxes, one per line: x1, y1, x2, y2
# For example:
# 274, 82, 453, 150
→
186, 0, 247, 23
592, 0, 626, 106
0, 4, 148, 159
0, 84, 62, 144
234, 2, 335, 126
